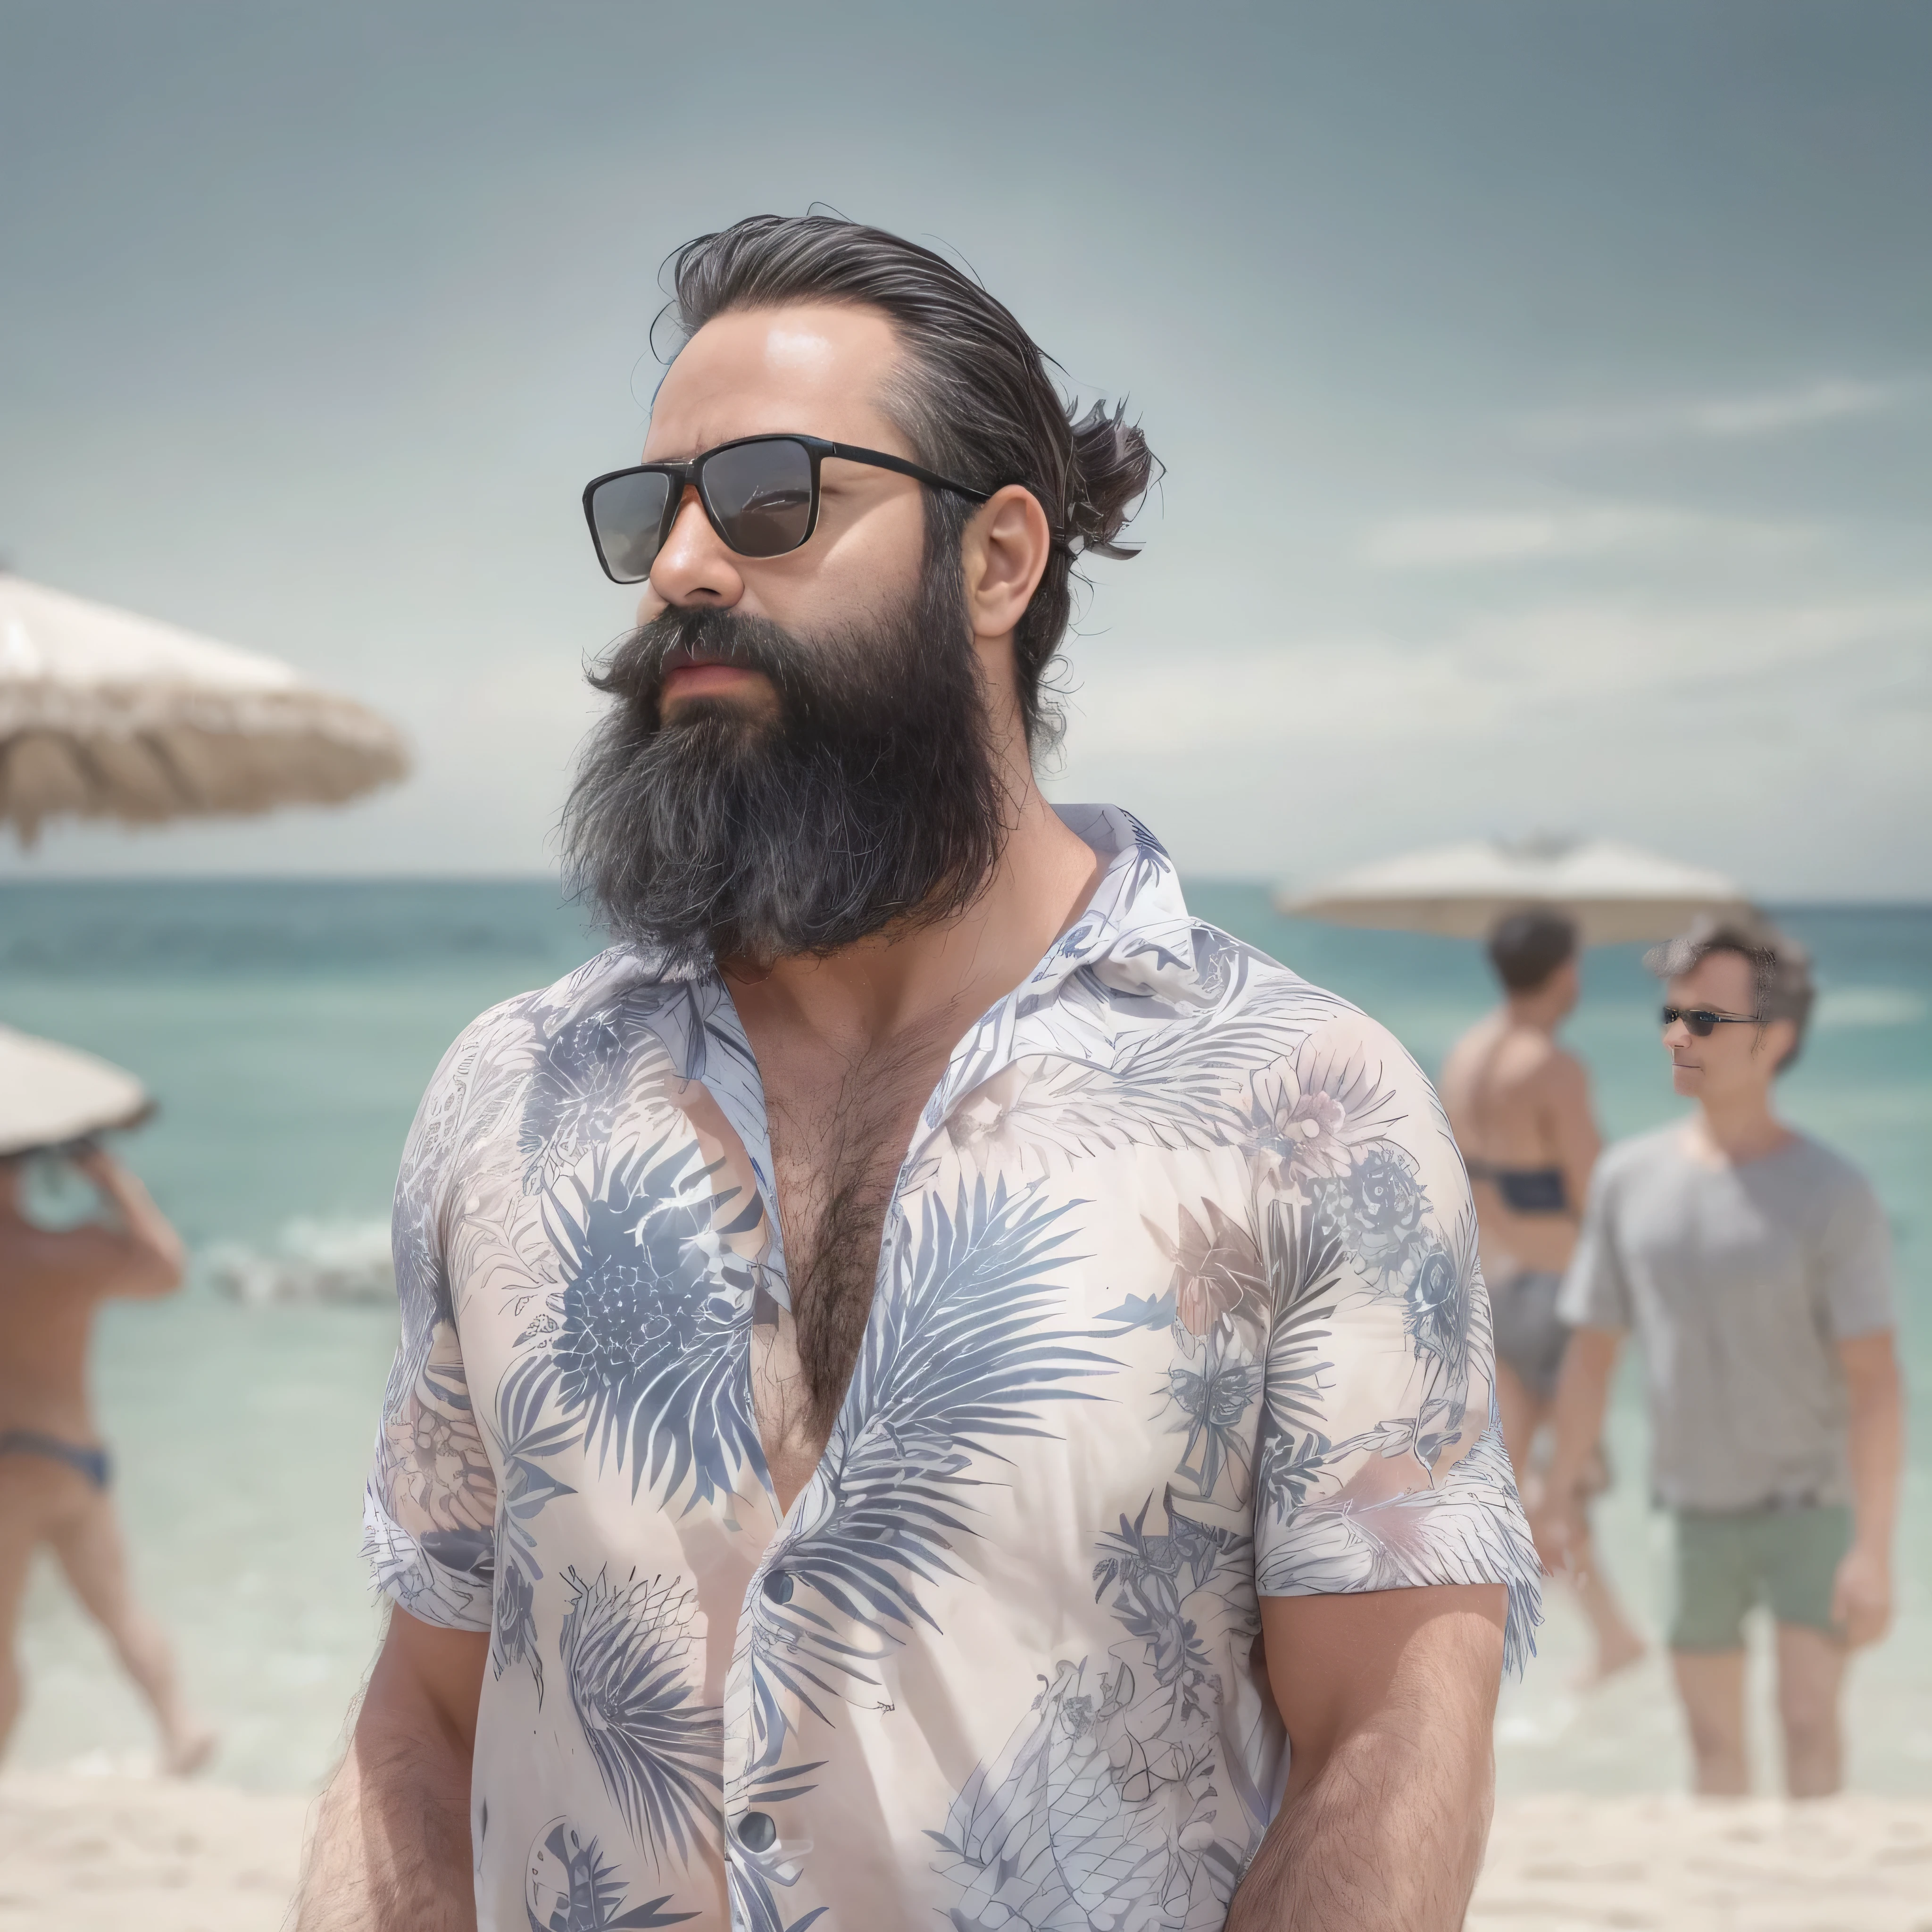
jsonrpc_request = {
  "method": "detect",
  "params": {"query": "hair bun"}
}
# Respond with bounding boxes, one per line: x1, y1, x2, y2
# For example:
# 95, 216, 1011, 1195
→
1063, 400, 1159, 559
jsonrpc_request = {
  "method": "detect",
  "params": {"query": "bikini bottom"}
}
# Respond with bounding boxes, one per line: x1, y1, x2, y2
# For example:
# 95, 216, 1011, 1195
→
0, 1429, 112, 1491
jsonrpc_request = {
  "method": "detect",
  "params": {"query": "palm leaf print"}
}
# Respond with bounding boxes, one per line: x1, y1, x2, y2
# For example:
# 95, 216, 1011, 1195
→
1253, 1196, 1344, 1523
748, 1176, 1112, 1759
493, 1347, 579, 1566
994, 1006, 1338, 1164
558, 1569, 722, 1870
519, 1008, 640, 1189
523, 1817, 696, 1931
486, 1349, 579, 1696
546, 1132, 767, 1509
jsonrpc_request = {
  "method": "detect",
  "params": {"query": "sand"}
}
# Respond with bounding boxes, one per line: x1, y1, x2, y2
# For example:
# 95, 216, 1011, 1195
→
1, 1776, 1930, 1931
0, 1774, 309, 1932
1473, 1793, 1932, 1932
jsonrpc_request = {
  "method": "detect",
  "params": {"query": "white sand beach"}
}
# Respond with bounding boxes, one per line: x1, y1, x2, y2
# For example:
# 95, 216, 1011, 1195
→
0, 1774, 309, 1932
1472, 1793, 1932, 1932
3, 1776, 1931, 1932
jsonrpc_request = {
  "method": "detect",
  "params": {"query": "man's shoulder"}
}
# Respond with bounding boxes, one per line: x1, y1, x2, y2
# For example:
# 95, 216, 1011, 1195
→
1593, 1123, 1686, 1191
1781, 1132, 1881, 1214
423, 944, 656, 1103
1204, 934, 1449, 1127
1186, 924, 1391, 1049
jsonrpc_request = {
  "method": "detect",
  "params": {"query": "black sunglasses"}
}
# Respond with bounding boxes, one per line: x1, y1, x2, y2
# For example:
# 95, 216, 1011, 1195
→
583, 433, 992, 585
1661, 1006, 1761, 1037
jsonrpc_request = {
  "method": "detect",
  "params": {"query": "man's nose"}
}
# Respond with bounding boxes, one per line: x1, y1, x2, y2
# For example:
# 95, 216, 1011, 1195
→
646, 484, 745, 610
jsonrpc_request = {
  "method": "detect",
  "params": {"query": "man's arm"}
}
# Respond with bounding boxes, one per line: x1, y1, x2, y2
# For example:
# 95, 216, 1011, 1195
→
1228, 1583, 1505, 1932
296, 1607, 488, 1932
1532, 1325, 1623, 1572
1832, 1332, 1904, 1649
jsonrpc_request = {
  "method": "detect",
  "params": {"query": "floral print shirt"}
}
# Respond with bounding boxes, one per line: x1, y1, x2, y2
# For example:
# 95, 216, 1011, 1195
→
364, 805, 1540, 1932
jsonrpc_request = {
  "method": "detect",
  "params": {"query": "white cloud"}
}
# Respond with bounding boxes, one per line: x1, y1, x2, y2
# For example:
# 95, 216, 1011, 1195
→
1358, 503, 1812, 570
1520, 377, 1917, 447
1048, 590, 1932, 887
1064, 592, 1932, 758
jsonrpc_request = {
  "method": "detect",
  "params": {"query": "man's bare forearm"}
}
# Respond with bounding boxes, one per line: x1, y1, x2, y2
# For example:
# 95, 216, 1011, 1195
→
1544, 1326, 1620, 1499
1844, 1343, 1903, 1557
295, 1620, 480, 1932
1231, 1588, 1504, 1932
297, 1723, 473, 1931
1226, 1707, 1491, 1932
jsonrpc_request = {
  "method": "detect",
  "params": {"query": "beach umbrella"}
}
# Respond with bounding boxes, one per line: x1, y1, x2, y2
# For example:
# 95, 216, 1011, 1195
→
0, 573, 409, 845
0, 1024, 151, 1158
1279, 835, 1755, 946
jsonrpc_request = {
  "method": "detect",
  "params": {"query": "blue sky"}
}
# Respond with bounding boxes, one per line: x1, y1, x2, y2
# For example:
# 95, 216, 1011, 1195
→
3, 1, 1927, 894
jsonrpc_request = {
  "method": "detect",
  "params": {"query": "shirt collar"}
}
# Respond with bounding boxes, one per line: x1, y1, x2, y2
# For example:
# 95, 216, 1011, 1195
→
541, 804, 1195, 1034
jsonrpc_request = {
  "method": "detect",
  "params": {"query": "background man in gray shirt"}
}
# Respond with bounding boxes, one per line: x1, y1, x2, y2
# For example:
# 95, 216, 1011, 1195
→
1538, 916, 1902, 1798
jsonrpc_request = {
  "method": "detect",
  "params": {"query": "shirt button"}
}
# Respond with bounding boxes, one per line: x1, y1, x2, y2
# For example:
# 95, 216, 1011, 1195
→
762, 1568, 794, 1605
736, 1811, 777, 1852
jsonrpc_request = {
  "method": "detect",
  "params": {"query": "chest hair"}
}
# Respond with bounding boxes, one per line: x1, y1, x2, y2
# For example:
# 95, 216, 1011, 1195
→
758, 1016, 957, 1485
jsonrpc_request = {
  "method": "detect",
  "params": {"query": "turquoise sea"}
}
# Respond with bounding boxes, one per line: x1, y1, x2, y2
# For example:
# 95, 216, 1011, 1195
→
1, 880, 1926, 1796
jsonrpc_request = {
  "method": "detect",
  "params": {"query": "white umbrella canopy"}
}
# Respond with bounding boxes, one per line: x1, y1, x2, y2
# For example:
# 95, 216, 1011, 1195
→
0, 1024, 151, 1158
1279, 835, 1755, 946
0, 574, 410, 844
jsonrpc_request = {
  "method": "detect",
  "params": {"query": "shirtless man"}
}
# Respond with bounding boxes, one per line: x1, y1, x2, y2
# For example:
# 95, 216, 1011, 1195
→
0, 1144, 216, 1773
1441, 909, 1643, 1682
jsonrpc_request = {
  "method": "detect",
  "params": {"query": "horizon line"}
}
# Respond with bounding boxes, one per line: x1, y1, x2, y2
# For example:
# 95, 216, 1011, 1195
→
3, 873, 1931, 914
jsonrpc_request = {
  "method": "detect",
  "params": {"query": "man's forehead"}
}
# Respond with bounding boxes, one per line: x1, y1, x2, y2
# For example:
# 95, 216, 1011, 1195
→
643, 301, 908, 459
1672, 950, 1754, 999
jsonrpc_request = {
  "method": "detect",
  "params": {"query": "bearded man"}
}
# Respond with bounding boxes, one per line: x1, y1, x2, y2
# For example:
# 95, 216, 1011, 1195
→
298, 214, 1540, 1932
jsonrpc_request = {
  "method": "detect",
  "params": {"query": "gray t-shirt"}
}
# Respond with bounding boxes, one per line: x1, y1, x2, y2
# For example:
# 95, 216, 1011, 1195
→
1559, 1125, 1894, 1511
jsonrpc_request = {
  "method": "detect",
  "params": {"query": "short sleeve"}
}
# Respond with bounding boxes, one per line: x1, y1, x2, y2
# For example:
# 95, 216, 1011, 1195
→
1818, 1170, 1895, 1340
1557, 1158, 1632, 1332
1248, 1009, 1542, 1674
361, 1020, 501, 1633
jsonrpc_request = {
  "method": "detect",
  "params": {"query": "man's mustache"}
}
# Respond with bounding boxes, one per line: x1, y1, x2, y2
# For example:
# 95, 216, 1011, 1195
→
616, 607, 806, 716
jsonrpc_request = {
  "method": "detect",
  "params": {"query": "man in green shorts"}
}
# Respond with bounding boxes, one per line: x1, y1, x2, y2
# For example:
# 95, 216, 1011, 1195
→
1536, 916, 1902, 1797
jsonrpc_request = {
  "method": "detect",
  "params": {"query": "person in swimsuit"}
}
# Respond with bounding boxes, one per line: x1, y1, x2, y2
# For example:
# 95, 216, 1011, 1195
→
0, 1143, 216, 1773
1440, 909, 1645, 1684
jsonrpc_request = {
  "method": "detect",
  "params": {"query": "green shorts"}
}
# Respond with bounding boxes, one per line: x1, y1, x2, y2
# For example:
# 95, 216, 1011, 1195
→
1669, 1505, 1851, 1651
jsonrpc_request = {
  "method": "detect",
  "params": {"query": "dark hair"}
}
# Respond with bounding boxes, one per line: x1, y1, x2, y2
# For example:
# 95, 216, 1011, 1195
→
658, 214, 1159, 753
1644, 914, 1815, 1071
1486, 909, 1579, 992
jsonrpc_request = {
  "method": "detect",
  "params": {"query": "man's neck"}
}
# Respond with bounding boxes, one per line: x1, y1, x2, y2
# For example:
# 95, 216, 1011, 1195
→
1691, 1091, 1793, 1165
1503, 990, 1564, 1036
722, 764, 1101, 1060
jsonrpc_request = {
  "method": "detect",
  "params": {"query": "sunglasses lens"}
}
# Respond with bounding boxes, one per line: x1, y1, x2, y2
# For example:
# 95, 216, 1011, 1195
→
1663, 1008, 1719, 1036
704, 440, 815, 558
590, 471, 675, 583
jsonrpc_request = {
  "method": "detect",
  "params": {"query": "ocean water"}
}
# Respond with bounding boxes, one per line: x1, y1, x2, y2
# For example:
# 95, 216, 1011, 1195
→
1, 878, 1925, 1796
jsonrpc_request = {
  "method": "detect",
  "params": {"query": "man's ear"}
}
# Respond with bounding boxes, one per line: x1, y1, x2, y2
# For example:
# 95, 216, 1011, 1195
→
962, 484, 1053, 640
1757, 1016, 1798, 1070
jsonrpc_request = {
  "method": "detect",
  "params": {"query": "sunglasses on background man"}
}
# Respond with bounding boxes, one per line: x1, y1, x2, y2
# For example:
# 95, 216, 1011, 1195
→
1661, 1007, 1762, 1036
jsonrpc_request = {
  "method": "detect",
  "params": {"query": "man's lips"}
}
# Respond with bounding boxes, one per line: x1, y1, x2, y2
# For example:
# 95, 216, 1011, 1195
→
660, 643, 735, 675
658, 648, 766, 708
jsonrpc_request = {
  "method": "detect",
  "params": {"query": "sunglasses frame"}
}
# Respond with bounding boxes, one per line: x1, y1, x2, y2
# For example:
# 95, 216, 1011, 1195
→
1660, 1006, 1762, 1037
583, 433, 993, 584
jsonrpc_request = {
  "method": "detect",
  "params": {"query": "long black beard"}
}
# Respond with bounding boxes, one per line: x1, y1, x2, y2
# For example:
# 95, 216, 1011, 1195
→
560, 555, 1008, 972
